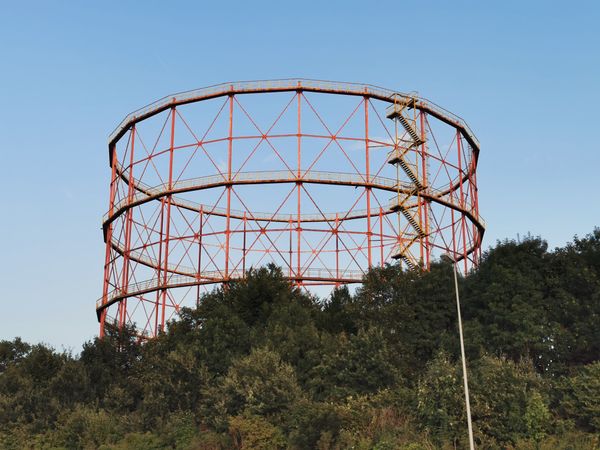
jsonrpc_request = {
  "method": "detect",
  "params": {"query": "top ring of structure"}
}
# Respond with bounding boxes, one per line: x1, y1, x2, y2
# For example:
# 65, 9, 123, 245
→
108, 79, 479, 154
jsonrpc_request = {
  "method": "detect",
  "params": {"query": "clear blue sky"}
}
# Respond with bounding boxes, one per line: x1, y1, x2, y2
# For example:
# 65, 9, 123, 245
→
0, 1, 598, 350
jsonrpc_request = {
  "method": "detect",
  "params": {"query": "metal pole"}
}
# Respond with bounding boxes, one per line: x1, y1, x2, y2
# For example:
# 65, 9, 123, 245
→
452, 259, 475, 450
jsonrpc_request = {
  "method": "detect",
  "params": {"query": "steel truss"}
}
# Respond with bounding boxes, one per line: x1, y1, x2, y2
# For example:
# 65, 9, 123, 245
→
98, 79, 484, 337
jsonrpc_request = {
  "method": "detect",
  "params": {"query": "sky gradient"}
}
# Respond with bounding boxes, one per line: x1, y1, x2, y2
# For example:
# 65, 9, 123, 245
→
0, 1, 598, 349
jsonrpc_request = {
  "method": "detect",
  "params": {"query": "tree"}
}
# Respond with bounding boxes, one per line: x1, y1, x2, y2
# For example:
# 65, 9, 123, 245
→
258, 300, 322, 386
1, 230, 599, 448
320, 286, 357, 335
353, 262, 458, 377
415, 351, 465, 447
558, 361, 600, 432
469, 355, 547, 446
217, 347, 302, 421
546, 229, 600, 370
0, 338, 30, 373
228, 414, 285, 450
524, 391, 551, 446
309, 328, 398, 401
463, 238, 560, 372
79, 324, 142, 409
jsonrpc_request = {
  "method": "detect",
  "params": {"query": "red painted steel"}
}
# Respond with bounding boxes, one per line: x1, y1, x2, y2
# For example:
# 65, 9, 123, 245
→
98, 79, 484, 337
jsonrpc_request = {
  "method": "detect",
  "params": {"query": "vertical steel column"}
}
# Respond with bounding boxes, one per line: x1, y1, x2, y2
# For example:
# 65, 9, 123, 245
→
242, 211, 247, 276
473, 168, 482, 264
196, 206, 203, 303
119, 125, 136, 329
335, 213, 339, 281
420, 112, 430, 269
468, 155, 481, 265
394, 106, 402, 262
296, 90, 302, 282
416, 107, 425, 266
364, 95, 372, 267
225, 93, 234, 279
288, 218, 293, 278
379, 207, 384, 266
450, 132, 459, 264
451, 207, 458, 262
100, 143, 119, 337
457, 131, 468, 273
160, 107, 176, 331
154, 197, 165, 336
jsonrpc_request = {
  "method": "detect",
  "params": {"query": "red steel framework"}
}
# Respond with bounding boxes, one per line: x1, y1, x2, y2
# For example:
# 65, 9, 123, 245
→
98, 79, 484, 337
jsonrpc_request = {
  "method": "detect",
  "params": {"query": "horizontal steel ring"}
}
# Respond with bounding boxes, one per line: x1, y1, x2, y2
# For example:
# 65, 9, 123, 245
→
103, 170, 483, 235
97, 268, 365, 317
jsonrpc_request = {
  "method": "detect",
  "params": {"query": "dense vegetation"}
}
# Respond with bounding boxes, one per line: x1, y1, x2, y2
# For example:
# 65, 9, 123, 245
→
1, 230, 599, 449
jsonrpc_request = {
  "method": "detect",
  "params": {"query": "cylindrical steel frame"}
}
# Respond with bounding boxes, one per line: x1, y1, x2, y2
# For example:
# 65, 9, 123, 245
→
98, 79, 484, 337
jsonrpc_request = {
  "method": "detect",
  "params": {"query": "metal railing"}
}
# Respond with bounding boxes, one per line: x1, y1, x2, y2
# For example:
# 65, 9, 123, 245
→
97, 267, 366, 309
105, 166, 485, 228
108, 79, 479, 150
103, 169, 412, 223
385, 101, 479, 149
104, 164, 484, 231
388, 193, 485, 232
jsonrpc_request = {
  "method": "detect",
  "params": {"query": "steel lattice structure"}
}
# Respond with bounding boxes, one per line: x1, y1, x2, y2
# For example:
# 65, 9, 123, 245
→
98, 79, 484, 337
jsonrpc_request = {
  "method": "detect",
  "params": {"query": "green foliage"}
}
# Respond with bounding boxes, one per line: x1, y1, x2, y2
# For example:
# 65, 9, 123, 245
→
103, 431, 164, 450
558, 361, 600, 432
470, 355, 545, 445
416, 351, 465, 446
463, 238, 555, 370
464, 231, 600, 374
53, 405, 124, 449
228, 414, 285, 449
0, 337, 30, 372
79, 323, 142, 411
218, 347, 301, 420
285, 399, 342, 449
513, 432, 600, 450
309, 327, 398, 401
159, 411, 198, 449
548, 230, 600, 370
0, 229, 599, 448
524, 391, 551, 444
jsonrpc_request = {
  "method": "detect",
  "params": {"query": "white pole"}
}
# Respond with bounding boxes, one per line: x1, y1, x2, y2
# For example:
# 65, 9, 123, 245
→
453, 260, 475, 450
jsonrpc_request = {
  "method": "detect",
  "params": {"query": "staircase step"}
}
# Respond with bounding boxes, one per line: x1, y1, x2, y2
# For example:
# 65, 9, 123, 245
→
389, 197, 426, 237
386, 106, 425, 146
390, 251, 417, 270
389, 157, 423, 189
396, 114, 424, 146
400, 208, 425, 237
